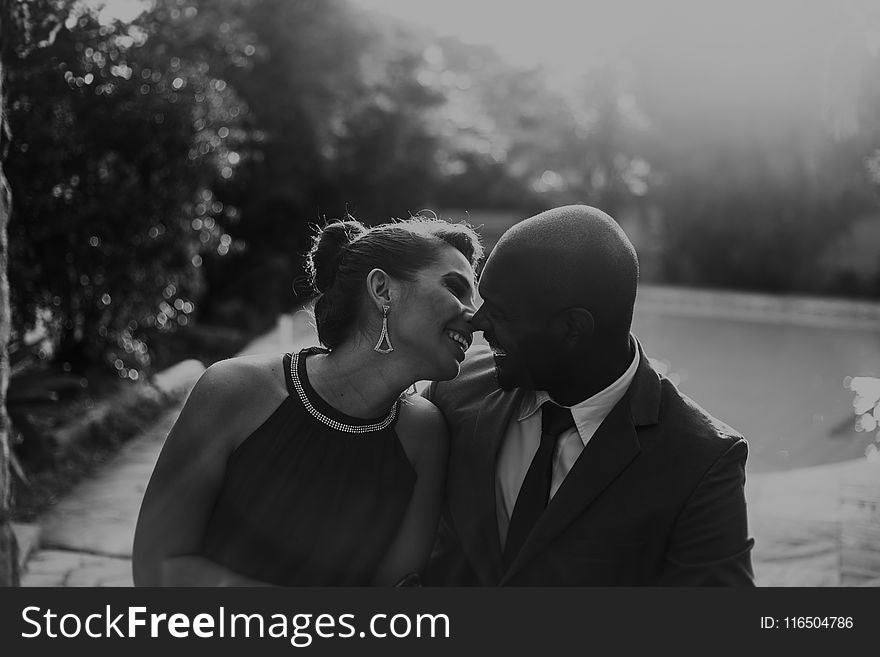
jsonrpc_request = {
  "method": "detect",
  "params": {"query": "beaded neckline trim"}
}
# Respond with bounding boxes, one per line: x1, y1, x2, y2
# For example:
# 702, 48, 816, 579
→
290, 351, 399, 434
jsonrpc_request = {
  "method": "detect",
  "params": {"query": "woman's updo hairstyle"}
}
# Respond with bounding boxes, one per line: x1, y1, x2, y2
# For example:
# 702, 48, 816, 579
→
306, 214, 483, 350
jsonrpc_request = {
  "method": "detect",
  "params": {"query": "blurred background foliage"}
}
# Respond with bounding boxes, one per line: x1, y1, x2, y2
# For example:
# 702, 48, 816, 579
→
3, 0, 880, 386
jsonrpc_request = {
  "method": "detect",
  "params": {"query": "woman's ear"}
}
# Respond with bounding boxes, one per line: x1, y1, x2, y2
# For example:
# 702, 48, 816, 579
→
366, 268, 393, 308
561, 307, 595, 342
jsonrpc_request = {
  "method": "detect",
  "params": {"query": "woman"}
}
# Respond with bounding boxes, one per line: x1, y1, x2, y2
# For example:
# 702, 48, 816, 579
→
132, 216, 482, 586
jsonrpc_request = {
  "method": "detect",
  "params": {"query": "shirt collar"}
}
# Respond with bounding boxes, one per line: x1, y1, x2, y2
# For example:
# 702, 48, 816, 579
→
516, 338, 641, 445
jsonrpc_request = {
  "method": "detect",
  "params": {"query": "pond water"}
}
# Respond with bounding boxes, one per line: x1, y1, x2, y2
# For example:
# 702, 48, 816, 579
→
631, 298, 880, 473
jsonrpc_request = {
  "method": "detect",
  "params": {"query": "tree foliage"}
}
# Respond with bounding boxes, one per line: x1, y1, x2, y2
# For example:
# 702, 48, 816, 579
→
636, 40, 880, 295
1, 0, 77, 590
5, 0, 880, 383
197, 0, 453, 316
6, 1, 250, 374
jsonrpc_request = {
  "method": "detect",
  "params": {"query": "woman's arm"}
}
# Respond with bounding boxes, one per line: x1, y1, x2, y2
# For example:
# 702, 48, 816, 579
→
132, 357, 284, 586
159, 556, 273, 587
371, 396, 449, 586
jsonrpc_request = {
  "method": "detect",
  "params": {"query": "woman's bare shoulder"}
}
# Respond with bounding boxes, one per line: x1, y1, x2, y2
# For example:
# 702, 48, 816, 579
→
397, 393, 444, 423
395, 394, 449, 467
198, 353, 288, 399
175, 353, 290, 449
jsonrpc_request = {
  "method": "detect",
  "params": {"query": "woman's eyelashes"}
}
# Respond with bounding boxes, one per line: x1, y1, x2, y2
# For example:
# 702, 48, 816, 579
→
443, 277, 468, 300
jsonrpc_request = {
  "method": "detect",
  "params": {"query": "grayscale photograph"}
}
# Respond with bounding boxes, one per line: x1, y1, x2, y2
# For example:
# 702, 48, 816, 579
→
1, 0, 879, 596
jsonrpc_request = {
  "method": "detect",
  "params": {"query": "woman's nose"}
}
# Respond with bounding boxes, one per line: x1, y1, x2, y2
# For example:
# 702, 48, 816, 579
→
463, 295, 479, 319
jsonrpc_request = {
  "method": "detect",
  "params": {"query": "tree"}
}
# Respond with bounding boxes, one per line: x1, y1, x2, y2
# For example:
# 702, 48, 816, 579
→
324, 20, 447, 219
5, 1, 250, 375
0, 3, 14, 584
196, 0, 377, 319
193, 0, 452, 318
420, 37, 568, 212
1, 0, 75, 589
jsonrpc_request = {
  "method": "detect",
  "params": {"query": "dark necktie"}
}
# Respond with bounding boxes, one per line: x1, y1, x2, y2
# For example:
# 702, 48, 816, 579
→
503, 402, 575, 568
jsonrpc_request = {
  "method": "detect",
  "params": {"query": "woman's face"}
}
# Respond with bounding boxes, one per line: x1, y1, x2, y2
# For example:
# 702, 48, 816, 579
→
389, 245, 477, 381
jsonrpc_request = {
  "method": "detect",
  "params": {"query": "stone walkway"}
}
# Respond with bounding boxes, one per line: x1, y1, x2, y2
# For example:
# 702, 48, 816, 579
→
17, 311, 315, 587
13, 308, 880, 587
746, 457, 880, 586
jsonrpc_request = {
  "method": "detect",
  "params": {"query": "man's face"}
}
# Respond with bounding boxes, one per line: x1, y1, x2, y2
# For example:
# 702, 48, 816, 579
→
470, 249, 563, 391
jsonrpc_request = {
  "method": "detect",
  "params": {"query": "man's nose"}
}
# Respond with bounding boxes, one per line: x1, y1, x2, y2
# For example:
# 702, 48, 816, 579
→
470, 303, 487, 330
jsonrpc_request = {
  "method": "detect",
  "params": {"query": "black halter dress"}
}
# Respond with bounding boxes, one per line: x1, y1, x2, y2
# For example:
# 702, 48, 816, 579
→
200, 348, 416, 585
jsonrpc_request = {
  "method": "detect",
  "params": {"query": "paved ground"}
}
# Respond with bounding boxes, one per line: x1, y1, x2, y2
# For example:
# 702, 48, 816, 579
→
17, 311, 316, 587
13, 296, 880, 587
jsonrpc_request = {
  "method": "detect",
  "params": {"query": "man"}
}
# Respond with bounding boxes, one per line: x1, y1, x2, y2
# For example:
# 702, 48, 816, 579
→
424, 205, 754, 586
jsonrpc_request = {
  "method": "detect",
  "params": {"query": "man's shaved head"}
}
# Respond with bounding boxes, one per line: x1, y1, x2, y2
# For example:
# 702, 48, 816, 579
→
489, 205, 639, 340
472, 205, 640, 401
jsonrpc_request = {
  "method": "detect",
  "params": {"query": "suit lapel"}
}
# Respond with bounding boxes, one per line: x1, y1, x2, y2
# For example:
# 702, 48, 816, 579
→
447, 388, 522, 585
501, 398, 641, 582
500, 340, 661, 583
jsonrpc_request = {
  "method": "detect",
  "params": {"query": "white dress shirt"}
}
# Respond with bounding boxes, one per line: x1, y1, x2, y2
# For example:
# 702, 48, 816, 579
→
495, 345, 640, 545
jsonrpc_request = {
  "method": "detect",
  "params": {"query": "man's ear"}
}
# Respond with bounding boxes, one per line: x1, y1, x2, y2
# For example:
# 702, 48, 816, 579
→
561, 307, 595, 341
366, 268, 393, 308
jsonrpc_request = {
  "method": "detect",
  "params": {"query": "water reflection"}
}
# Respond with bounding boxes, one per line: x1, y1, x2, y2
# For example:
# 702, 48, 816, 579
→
846, 376, 880, 460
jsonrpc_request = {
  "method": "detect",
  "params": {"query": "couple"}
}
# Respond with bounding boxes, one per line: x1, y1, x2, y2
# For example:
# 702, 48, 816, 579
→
132, 205, 755, 587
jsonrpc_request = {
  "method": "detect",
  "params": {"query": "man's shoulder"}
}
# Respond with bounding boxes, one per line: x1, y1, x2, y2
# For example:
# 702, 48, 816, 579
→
434, 344, 499, 397
655, 376, 746, 458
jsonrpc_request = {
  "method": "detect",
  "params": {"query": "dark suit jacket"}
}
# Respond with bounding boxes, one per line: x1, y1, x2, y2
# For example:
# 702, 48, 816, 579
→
424, 340, 755, 586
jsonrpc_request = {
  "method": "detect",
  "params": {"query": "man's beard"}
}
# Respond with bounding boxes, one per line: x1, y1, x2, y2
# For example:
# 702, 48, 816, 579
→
492, 352, 532, 391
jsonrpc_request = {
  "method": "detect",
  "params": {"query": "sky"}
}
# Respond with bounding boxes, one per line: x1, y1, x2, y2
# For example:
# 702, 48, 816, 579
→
91, 0, 147, 23
97, 0, 880, 81
352, 0, 880, 68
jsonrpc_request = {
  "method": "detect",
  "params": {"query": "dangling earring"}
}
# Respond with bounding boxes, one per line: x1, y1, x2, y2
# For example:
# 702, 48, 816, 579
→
374, 304, 394, 354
